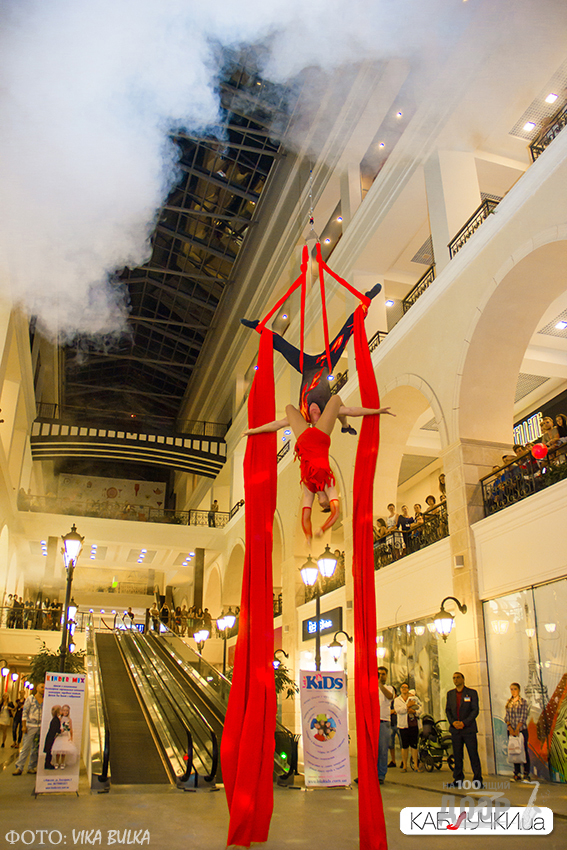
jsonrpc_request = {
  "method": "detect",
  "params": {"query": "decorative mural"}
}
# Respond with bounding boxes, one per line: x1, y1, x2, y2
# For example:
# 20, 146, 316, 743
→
57, 474, 166, 512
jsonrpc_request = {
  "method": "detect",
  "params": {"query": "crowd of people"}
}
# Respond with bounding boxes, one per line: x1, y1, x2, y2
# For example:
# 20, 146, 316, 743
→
148, 602, 241, 637
1, 596, 62, 630
484, 416, 567, 513
374, 670, 531, 787
373, 478, 448, 567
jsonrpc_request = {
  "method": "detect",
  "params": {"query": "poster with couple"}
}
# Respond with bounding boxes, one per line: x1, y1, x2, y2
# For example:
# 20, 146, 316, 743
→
35, 672, 86, 794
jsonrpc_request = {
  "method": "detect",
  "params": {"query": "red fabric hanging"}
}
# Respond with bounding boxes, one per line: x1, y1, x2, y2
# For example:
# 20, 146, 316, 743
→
352, 305, 388, 850
222, 327, 278, 848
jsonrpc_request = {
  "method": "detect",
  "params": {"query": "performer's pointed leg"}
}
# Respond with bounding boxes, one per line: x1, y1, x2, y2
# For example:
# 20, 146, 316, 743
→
316, 499, 340, 535
301, 507, 313, 541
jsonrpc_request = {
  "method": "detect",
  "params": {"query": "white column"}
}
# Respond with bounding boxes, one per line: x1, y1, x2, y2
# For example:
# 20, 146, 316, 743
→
424, 151, 482, 273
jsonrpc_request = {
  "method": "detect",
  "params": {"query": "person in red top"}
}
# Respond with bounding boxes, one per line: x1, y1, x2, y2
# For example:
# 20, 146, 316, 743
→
243, 394, 393, 539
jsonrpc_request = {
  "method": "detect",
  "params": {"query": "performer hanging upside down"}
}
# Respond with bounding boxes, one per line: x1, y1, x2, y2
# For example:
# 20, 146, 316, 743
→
241, 282, 382, 434
243, 394, 393, 540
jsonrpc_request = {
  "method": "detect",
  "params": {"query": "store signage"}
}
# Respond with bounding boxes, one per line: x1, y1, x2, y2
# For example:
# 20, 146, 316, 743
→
302, 606, 342, 642
513, 411, 542, 446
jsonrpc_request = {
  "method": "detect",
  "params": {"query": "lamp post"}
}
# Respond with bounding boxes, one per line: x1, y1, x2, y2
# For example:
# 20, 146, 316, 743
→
300, 546, 337, 671
216, 614, 236, 676
59, 524, 84, 672
432, 596, 467, 642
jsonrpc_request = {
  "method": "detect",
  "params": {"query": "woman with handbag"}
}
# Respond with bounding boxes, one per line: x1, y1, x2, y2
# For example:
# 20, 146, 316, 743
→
505, 683, 530, 781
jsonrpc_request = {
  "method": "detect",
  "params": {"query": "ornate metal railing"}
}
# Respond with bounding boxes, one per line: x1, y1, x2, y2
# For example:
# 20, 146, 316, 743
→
373, 503, 449, 570
480, 445, 567, 516
277, 440, 291, 463
530, 103, 567, 161
368, 329, 389, 352
17, 493, 248, 528
328, 330, 388, 396
448, 198, 499, 258
402, 265, 436, 313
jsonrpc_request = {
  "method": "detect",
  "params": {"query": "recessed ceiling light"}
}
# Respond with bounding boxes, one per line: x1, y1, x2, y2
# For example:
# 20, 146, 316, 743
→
324, 238, 331, 244
396, 111, 403, 118
140, 549, 147, 554
545, 93, 558, 104
190, 552, 195, 557
336, 216, 343, 223
385, 299, 395, 307
523, 121, 536, 132
555, 321, 567, 330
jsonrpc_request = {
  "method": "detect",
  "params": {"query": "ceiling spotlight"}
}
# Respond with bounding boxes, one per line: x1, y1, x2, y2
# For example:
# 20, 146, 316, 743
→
523, 121, 536, 132
282, 314, 288, 320
378, 142, 385, 149
336, 216, 343, 223
555, 321, 567, 330
396, 111, 403, 118
324, 238, 331, 244
545, 93, 558, 104
385, 299, 395, 307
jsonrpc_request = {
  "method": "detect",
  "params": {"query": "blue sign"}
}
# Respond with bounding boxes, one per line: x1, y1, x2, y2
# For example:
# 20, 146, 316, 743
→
302, 606, 342, 642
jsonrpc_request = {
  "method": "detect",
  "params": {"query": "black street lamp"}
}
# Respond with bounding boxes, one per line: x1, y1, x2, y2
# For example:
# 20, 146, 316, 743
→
328, 630, 353, 663
216, 614, 236, 676
59, 524, 84, 673
300, 546, 338, 671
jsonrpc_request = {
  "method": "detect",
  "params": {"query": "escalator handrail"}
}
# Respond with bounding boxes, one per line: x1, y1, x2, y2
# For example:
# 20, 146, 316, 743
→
121, 631, 218, 784
87, 614, 111, 783
156, 629, 299, 777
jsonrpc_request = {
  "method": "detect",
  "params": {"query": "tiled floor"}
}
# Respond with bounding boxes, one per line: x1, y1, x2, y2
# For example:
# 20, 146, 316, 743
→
1, 745, 566, 849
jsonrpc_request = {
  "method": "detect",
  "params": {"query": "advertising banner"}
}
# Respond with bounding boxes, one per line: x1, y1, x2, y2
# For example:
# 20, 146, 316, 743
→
35, 672, 86, 794
299, 670, 350, 787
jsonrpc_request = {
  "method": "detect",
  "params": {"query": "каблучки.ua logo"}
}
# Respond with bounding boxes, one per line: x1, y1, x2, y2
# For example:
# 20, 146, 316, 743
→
400, 783, 553, 835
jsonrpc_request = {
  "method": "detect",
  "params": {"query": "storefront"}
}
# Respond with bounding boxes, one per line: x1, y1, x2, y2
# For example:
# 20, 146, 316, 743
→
484, 577, 567, 783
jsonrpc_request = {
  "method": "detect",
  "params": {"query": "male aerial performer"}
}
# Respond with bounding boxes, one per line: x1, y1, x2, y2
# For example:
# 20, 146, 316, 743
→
241, 282, 383, 433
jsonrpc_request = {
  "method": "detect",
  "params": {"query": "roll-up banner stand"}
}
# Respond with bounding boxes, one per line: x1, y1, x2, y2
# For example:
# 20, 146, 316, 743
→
299, 670, 350, 787
35, 672, 86, 795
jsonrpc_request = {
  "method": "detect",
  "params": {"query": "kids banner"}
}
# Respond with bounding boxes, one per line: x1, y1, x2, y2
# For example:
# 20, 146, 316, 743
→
35, 672, 86, 794
300, 670, 350, 787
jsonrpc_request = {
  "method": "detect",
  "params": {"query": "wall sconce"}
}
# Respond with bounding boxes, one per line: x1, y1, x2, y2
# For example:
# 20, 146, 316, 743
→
433, 596, 467, 642
273, 649, 289, 669
328, 630, 353, 663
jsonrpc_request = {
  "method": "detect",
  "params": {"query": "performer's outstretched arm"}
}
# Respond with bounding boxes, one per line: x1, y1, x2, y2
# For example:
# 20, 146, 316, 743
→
338, 405, 394, 418
242, 417, 289, 436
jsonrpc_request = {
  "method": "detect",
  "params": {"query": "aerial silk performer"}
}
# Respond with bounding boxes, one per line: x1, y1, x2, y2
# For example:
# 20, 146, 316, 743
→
223, 241, 389, 850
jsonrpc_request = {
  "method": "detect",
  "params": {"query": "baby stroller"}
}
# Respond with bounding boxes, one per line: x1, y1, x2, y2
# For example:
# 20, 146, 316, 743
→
418, 715, 455, 772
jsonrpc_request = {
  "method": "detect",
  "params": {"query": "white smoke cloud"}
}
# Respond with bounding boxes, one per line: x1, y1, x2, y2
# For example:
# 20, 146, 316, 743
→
0, 0, 465, 339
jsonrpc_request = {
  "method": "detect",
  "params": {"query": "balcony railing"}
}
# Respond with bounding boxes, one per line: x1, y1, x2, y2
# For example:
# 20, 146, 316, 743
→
277, 440, 291, 463
329, 330, 388, 396
448, 198, 499, 259
480, 445, 567, 516
530, 102, 567, 161
373, 503, 449, 570
18, 493, 245, 527
402, 265, 436, 313
35, 402, 228, 439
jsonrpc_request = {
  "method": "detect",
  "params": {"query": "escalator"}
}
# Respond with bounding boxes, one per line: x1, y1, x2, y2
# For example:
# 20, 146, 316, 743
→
95, 633, 171, 785
150, 629, 299, 782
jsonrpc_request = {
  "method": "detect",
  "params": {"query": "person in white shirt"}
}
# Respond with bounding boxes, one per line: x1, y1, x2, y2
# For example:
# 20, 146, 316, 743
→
393, 683, 422, 772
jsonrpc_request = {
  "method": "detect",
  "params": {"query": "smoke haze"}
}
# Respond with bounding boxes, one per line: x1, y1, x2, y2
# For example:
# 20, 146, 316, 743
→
0, 0, 466, 339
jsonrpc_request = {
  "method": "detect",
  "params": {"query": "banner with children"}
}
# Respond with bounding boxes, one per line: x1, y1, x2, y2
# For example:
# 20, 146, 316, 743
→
35, 672, 86, 794
299, 670, 350, 787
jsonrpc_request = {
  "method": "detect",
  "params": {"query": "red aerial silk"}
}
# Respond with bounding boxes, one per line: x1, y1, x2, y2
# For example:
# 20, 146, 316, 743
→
222, 327, 278, 847
225, 245, 387, 850
352, 305, 388, 850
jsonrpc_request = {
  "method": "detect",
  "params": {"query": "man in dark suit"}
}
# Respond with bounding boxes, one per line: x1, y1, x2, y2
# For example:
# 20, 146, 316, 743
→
445, 671, 483, 787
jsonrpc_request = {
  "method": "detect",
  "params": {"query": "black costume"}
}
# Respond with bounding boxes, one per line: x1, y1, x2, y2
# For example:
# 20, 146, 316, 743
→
242, 283, 382, 422
44, 715, 61, 769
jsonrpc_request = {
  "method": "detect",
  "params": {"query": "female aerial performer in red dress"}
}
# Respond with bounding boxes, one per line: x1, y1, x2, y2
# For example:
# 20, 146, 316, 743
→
243, 393, 393, 540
